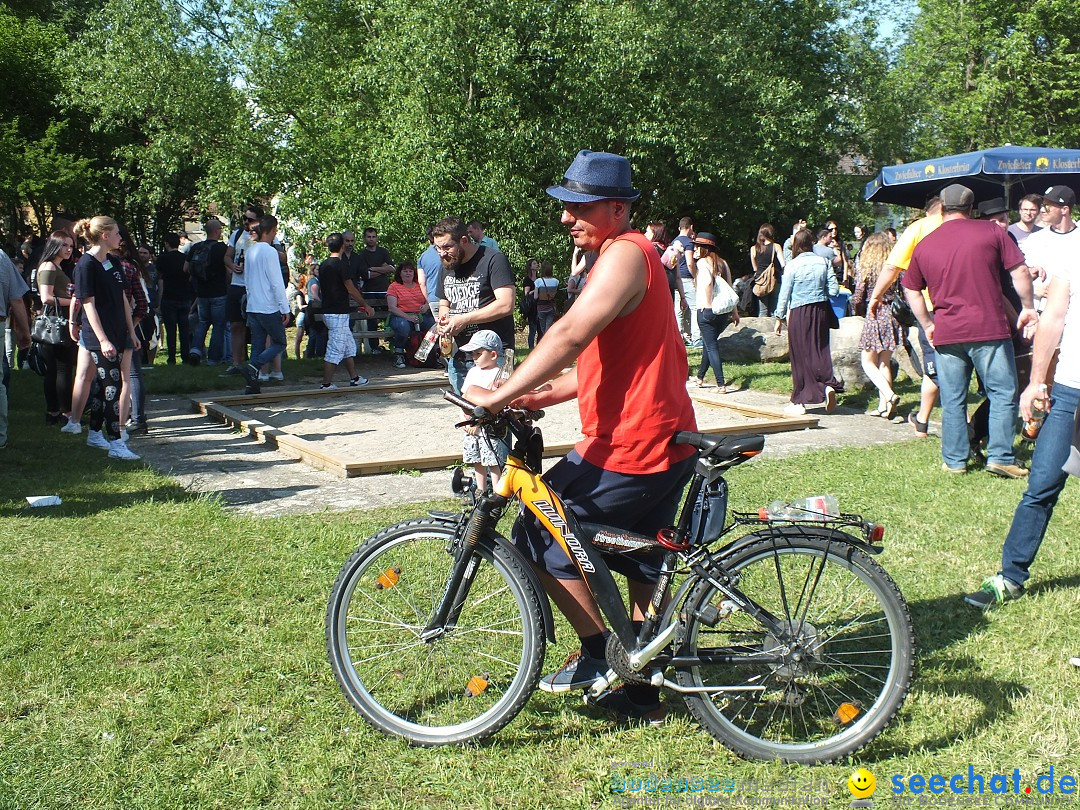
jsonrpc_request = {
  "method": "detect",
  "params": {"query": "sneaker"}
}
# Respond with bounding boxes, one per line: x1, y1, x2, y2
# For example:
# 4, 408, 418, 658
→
538, 651, 610, 693
1070, 657, 1080, 668
186, 352, 201, 366
584, 686, 666, 727
257, 371, 270, 382
393, 354, 406, 369
986, 462, 1029, 479
61, 419, 82, 435
964, 574, 1024, 609
350, 375, 368, 387
269, 371, 284, 381
824, 385, 837, 413
86, 429, 110, 450
120, 428, 129, 443
783, 403, 807, 416
319, 383, 338, 390
107, 439, 140, 461
244, 364, 261, 395
941, 462, 967, 474
223, 365, 244, 376
368, 346, 385, 356
126, 421, 149, 436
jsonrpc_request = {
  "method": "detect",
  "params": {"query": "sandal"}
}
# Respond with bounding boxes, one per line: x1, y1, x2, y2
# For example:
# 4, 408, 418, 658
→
868, 408, 885, 418
883, 395, 899, 421
694, 378, 707, 388
908, 412, 929, 437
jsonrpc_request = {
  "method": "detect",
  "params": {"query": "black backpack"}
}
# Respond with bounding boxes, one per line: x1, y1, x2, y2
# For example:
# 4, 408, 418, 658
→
187, 241, 214, 282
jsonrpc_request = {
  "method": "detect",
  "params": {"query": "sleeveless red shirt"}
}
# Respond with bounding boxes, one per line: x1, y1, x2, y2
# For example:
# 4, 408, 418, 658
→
575, 231, 698, 474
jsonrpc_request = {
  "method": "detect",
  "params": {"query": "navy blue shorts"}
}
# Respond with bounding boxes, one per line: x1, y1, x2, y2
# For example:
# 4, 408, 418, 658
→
916, 316, 937, 382
512, 450, 696, 584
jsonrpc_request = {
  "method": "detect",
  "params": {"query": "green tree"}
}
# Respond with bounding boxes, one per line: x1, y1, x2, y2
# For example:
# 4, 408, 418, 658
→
891, 0, 1080, 156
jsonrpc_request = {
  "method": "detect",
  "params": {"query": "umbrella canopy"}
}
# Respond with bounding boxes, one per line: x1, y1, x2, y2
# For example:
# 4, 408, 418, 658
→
864, 145, 1080, 208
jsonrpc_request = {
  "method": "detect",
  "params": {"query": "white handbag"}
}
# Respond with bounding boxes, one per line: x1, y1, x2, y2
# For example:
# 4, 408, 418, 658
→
710, 277, 740, 315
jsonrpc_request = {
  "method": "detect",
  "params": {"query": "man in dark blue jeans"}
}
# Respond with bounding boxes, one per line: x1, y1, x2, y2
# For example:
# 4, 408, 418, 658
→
965, 257, 1078, 608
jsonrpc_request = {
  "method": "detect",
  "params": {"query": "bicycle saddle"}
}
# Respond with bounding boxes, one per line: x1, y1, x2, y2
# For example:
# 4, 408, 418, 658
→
674, 431, 764, 461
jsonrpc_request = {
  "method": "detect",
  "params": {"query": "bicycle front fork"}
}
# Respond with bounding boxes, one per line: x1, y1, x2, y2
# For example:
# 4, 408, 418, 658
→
419, 493, 507, 641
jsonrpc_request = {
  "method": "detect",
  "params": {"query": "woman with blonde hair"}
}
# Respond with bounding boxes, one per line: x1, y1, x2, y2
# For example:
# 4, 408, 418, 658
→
69, 215, 140, 460
849, 232, 903, 418
34, 231, 78, 425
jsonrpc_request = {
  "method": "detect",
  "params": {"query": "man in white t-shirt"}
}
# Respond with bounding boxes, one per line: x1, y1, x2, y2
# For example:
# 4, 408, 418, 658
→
1008, 194, 1043, 244
965, 185, 1078, 610
1018, 186, 1079, 310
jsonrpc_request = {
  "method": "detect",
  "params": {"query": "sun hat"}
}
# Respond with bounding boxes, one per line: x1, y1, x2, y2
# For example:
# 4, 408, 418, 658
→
458, 329, 503, 353
692, 232, 718, 249
977, 197, 1008, 217
546, 150, 641, 204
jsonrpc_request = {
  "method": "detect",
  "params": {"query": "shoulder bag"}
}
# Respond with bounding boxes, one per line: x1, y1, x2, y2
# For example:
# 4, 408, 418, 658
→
710, 272, 740, 315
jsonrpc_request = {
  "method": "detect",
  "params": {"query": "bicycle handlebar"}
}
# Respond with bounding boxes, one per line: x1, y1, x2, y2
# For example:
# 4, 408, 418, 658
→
442, 389, 544, 427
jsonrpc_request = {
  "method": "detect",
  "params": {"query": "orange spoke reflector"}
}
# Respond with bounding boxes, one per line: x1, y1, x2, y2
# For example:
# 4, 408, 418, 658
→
464, 674, 490, 698
834, 702, 862, 725
375, 566, 402, 590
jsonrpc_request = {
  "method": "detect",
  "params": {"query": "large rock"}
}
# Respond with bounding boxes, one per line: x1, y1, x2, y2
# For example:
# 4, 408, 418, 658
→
830, 316, 869, 390
718, 317, 789, 363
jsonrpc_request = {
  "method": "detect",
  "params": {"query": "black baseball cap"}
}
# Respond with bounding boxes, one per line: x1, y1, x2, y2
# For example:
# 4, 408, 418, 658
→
1042, 185, 1076, 208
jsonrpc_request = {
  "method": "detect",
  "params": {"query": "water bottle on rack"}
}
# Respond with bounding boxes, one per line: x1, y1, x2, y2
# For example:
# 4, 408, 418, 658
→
1021, 384, 1049, 441
759, 495, 839, 522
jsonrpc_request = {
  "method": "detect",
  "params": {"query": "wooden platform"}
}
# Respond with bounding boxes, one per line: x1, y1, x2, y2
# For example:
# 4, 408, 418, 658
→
193, 377, 817, 478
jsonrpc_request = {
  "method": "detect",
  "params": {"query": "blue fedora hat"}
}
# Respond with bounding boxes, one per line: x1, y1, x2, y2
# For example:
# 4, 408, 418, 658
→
546, 150, 641, 203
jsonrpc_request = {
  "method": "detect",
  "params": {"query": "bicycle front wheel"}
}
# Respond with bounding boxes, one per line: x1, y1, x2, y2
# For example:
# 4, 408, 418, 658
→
326, 518, 546, 745
675, 534, 914, 763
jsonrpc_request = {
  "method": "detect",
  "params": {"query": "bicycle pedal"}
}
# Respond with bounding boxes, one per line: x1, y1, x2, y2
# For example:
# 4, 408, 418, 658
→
587, 669, 620, 699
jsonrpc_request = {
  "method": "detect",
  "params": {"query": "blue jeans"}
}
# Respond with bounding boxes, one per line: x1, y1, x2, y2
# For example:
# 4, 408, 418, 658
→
389, 313, 435, 352
536, 308, 556, 340
999, 383, 1078, 586
935, 339, 1018, 468
697, 309, 731, 385
128, 349, 145, 424
447, 353, 474, 395
676, 277, 700, 341
247, 311, 287, 370
192, 295, 227, 364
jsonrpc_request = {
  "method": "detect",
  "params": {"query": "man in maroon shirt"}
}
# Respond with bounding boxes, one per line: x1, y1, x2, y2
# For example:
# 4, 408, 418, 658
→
902, 183, 1038, 478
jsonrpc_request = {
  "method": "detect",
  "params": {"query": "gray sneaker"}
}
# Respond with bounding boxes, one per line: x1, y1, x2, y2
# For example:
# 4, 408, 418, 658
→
538, 651, 609, 693
964, 574, 1024, 610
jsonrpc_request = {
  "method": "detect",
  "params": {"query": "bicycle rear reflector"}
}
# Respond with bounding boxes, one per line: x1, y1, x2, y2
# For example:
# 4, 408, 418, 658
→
464, 674, 490, 698
867, 523, 885, 543
833, 702, 862, 725
375, 566, 402, 589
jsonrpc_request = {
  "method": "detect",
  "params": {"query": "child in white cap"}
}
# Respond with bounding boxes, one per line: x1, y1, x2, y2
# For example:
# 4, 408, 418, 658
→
459, 329, 509, 491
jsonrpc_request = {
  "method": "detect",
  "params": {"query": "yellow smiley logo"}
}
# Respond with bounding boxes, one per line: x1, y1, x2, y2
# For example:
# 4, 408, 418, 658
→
848, 768, 877, 799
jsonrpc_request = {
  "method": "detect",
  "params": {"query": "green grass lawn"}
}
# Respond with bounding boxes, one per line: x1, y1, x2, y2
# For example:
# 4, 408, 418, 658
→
2, 364, 1079, 809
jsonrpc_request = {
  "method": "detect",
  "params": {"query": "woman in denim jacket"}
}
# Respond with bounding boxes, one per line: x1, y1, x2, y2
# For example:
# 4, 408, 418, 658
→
774, 228, 843, 416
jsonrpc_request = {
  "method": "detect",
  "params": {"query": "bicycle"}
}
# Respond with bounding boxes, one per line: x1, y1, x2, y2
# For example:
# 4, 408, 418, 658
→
326, 391, 914, 763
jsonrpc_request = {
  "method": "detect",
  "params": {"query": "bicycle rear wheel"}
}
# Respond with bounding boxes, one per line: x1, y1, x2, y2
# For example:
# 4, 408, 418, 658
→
675, 534, 913, 763
326, 518, 546, 745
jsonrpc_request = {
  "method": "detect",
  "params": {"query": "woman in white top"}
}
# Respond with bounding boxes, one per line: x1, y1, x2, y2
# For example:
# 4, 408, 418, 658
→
692, 233, 739, 392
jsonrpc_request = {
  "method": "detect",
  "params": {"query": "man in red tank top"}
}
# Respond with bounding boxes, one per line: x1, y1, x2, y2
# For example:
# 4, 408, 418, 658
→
469, 150, 698, 723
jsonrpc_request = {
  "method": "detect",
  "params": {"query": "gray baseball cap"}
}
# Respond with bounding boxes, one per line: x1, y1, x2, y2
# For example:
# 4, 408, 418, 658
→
459, 329, 503, 353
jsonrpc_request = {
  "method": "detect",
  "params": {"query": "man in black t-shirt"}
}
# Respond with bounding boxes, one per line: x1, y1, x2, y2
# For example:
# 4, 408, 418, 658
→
318, 232, 375, 388
156, 232, 191, 364
357, 227, 394, 354
432, 216, 515, 393
185, 218, 230, 365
